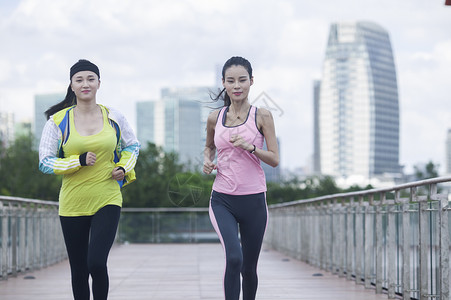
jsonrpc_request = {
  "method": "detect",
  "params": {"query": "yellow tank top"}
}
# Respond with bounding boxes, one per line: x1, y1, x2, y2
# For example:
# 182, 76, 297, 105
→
59, 106, 122, 216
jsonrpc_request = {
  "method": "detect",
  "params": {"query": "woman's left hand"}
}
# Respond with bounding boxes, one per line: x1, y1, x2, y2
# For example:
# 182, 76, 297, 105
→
112, 167, 125, 181
229, 134, 253, 152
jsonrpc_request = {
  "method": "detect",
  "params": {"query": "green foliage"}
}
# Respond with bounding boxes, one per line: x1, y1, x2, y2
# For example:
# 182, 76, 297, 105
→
0, 134, 61, 200
414, 160, 440, 180
121, 142, 214, 208
266, 175, 372, 205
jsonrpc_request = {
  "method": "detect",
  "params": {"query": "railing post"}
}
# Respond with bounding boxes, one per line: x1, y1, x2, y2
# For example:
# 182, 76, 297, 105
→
1, 201, 8, 279
156, 212, 160, 243
346, 196, 354, 281
10, 203, 17, 277
364, 194, 374, 289
331, 198, 338, 274
402, 188, 413, 300
355, 195, 364, 284
419, 190, 429, 300
375, 192, 385, 294
319, 201, 328, 270
325, 200, 333, 271
387, 192, 397, 299
296, 206, 302, 261
436, 185, 450, 300
19, 205, 26, 273
340, 198, 346, 277
27, 205, 35, 272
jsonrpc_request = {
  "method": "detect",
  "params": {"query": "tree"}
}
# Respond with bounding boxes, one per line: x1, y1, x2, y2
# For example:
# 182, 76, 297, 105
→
414, 161, 440, 180
0, 134, 61, 200
121, 142, 214, 207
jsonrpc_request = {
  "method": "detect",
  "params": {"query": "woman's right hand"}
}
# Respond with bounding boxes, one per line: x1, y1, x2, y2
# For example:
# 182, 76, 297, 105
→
85, 152, 97, 166
203, 161, 216, 174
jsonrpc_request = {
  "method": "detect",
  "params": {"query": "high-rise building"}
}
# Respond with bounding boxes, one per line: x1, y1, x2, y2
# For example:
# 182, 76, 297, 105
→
262, 137, 281, 182
137, 87, 215, 169
136, 101, 156, 148
446, 129, 451, 174
34, 93, 64, 149
0, 112, 15, 148
312, 80, 321, 174
315, 21, 400, 179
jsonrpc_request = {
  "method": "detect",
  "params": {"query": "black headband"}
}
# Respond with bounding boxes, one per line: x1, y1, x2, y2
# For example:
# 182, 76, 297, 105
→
70, 59, 100, 79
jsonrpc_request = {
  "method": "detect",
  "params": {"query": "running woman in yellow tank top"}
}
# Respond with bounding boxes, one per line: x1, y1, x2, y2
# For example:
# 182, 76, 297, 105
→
38, 59, 140, 300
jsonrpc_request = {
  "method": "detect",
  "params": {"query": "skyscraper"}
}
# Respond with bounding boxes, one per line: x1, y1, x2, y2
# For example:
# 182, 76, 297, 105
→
312, 80, 321, 174
315, 21, 400, 179
137, 87, 214, 169
0, 112, 15, 148
136, 101, 156, 148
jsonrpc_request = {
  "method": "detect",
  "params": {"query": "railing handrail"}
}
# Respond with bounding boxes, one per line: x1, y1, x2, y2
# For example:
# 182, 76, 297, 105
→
121, 207, 209, 212
269, 175, 451, 208
0, 195, 59, 206
0, 196, 211, 212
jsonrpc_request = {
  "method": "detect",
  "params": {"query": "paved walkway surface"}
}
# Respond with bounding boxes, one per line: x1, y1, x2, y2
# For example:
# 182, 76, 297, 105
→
0, 243, 389, 300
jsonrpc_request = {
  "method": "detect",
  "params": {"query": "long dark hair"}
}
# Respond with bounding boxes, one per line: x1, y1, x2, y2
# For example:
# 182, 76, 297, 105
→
211, 56, 253, 107
44, 85, 76, 120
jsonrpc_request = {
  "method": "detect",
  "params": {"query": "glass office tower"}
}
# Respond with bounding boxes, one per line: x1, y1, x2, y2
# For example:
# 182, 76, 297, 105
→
317, 21, 400, 178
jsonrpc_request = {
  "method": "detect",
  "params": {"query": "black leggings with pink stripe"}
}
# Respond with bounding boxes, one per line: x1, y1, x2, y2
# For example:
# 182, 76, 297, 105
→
209, 190, 268, 300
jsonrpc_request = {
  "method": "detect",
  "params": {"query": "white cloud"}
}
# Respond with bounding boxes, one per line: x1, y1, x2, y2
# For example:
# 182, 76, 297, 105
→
0, 0, 450, 174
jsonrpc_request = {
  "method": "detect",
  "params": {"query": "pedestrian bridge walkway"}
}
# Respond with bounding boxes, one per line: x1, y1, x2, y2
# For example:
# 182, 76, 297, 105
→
0, 243, 388, 300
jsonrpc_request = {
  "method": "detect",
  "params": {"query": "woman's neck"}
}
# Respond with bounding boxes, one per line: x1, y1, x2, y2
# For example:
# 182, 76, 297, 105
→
75, 100, 98, 114
229, 100, 250, 114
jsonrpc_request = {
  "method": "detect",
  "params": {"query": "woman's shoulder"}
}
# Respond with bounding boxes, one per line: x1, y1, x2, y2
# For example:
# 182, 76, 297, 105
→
256, 106, 274, 120
101, 104, 125, 121
51, 105, 76, 124
255, 106, 272, 116
207, 107, 224, 123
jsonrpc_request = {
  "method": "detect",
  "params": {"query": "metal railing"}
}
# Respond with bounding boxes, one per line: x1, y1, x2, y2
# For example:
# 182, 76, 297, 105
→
264, 176, 451, 300
0, 198, 218, 281
0, 196, 66, 280
118, 207, 218, 243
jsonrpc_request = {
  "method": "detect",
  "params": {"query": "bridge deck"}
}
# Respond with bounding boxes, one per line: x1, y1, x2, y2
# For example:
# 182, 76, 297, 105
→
0, 243, 389, 300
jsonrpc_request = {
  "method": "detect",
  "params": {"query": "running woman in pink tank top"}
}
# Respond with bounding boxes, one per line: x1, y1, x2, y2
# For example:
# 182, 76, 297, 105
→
203, 56, 279, 300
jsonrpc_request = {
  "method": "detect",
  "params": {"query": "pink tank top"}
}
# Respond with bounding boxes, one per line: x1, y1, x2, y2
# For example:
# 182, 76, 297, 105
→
212, 105, 266, 195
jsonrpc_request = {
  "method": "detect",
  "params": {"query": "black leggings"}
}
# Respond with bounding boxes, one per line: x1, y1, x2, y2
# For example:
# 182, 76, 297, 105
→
60, 205, 121, 300
209, 191, 268, 300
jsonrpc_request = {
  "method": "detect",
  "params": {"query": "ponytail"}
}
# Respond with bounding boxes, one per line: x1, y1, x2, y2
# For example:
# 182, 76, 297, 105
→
44, 84, 76, 120
210, 88, 231, 107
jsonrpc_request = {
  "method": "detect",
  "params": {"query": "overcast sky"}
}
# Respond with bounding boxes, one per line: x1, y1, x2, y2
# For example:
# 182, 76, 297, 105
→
0, 0, 450, 174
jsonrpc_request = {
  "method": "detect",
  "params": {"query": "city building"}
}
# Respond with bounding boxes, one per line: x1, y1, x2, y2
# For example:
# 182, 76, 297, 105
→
446, 129, 451, 174
262, 137, 281, 182
34, 93, 64, 149
315, 21, 400, 184
312, 80, 321, 174
137, 87, 215, 170
0, 112, 15, 148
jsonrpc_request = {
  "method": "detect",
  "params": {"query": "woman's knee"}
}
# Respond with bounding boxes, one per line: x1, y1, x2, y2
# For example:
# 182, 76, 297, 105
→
87, 258, 107, 276
241, 265, 257, 279
226, 252, 243, 271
